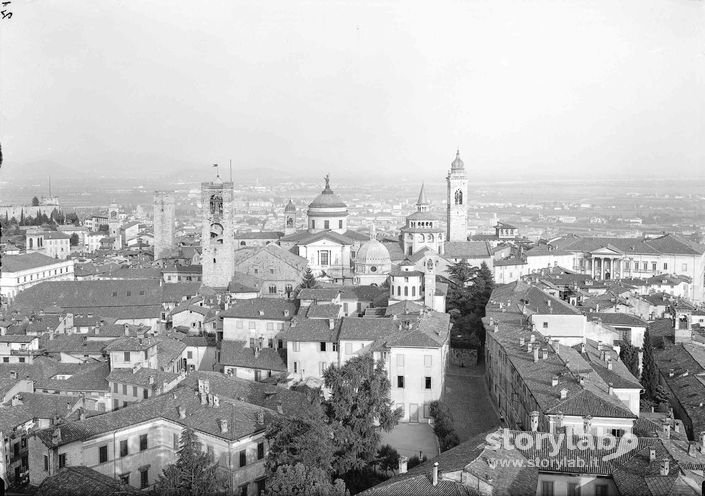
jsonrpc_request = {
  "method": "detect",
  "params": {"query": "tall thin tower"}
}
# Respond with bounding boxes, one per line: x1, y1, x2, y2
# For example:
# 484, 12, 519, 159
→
446, 149, 468, 242
153, 191, 175, 260
201, 178, 235, 289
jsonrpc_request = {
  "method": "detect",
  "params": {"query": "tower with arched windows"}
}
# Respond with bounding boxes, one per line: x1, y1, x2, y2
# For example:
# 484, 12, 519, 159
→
201, 178, 235, 288
400, 184, 444, 256
284, 199, 297, 236
446, 150, 468, 242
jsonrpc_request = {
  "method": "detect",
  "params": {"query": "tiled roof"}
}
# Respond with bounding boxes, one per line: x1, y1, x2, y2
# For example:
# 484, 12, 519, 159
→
156, 337, 187, 368
488, 281, 581, 316
0, 357, 110, 392
587, 313, 647, 327
280, 230, 355, 246
232, 244, 308, 271
42, 334, 107, 354
228, 271, 263, 293
298, 288, 341, 301
220, 298, 297, 320
444, 241, 492, 259
339, 312, 450, 349
339, 285, 388, 302
385, 300, 424, 316
0, 334, 37, 343
278, 318, 339, 342
553, 234, 705, 256
42, 231, 72, 240
234, 231, 283, 239
107, 367, 181, 388
161, 282, 202, 302
104, 336, 158, 352
219, 341, 287, 372
305, 303, 342, 319
2, 253, 67, 272
34, 386, 275, 446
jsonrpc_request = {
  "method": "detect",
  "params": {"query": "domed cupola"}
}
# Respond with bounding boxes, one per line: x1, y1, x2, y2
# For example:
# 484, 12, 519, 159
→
354, 224, 391, 285
284, 199, 296, 213
450, 149, 464, 171
307, 174, 349, 234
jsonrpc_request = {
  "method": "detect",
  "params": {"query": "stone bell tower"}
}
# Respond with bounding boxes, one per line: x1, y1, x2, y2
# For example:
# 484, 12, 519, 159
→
201, 175, 235, 289
153, 191, 175, 260
446, 149, 468, 242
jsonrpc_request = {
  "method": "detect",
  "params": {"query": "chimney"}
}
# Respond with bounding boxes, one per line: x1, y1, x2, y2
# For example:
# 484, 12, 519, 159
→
533, 347, 540, 363
527, 343, 533, 353
580, 342, 586, 354
213, 395, 220, 408
200, 392, 207, 405
579, 376, 585, 386
79, 408, 86, 421
530, 334, 536, 343
519, 337, 525, 346
148, 375, 155, 385
432, 462, 439, 486
51, 428, 62, 445
663, 422, 671, 439
284, 309, 290, 317
398, 456, 408, 474
276, 402, 283, 414
542, 348, 548, 360
329, 319, 335, 330
669, 369, 675, 377
607, 358, 613, 371
660, 459, 669, 476
560, 388, 568, 400
177, 406, 186, 419
674, 422, 680, 434
608, 383, 614, 395
552, 376, 559, 387
254, 347, 260, 359
219, 418, 228, 433
11, 394, 23, 406
649, 449, 657, 462
207, 393, 214, 405
530, 411, 540, 432
493, 323, 499, 333
488, 458, 497, 469
203, 380, 210, 394
124, 324, 130, 336
10, 370, 17, 379
257, 410, 265, 425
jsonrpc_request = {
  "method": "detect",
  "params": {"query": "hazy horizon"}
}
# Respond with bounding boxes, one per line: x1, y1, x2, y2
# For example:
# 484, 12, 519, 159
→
1, 0, 704, 183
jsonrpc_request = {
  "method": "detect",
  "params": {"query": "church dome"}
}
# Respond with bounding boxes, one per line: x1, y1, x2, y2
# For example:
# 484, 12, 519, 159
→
451, 149, 464, 171
357, 238, 391, 265
309, 176, 348, 209
284, 199, 296, 213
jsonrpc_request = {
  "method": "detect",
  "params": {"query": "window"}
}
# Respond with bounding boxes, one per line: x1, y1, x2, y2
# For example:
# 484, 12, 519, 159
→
173, 433, 179, 450
424, 355, 432, 368
594, 485, 608, 496
266, 322, 274, 331
541, 481, 554, 496
293, 361, 298, 373
339, 220, 343, 229
44, 455, 49, 471
122, 384, 127, 395
292, 342, 300, 352
320, 342, 327, 352
652, 262, 657, 271
240, 484, 248, 496
140, 468, 149, 489
143, 388, 149, 399
99, 445, 108, 463
311, 220, 316, 229
320, 250, 329, 266
120, 440, 128, 457
59, 453, 66, 468
207, 445, 215, 462
319, 361, 327, 375
324, 220, 330, 229
682, 263, 688, 271
425, 377, 432, 389
2, 357, 7, 363
133, 386, 138, 397
285, 284, 293, 295
123, 352, 130, 362
611, 429, 624, 438
113, 383, 118, 393
412, 286, 416, 297
397, 354, 405, 368
140, 434, 148, 451
268, 285, 277, 294
643, 261, 648, 270
567, 482, 580, 496
332, 343, 338, 352
397, 376, 405, 388
663, 263, 668, 270
119, 473, 130, 486
404, 287, 408, 296
126, 291, 131, 297
239, 450, 247, 467
345, 343, 352, 355
257, 442, 265, 460
256, 478, 266, 495
187, 351, 193, 359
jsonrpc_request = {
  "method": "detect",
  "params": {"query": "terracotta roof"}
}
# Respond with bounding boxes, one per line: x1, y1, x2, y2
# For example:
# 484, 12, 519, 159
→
298, 288, 341, 301
444, 241, 492, 259
2, 253, 67, 272
278, 318, 339, 342
107, 367, 181, 388
104, 336, 158, 352
156, 337, 187, 368
36, 466, 139, 496
587, 313, 648, 327
220, 298, 297, 320
219, 341, 287, 372
305, 303, 342, 319
234, 231, 283, 239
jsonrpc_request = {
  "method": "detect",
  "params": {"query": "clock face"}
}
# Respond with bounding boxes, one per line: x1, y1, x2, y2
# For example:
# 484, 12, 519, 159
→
210, 223, 223, 238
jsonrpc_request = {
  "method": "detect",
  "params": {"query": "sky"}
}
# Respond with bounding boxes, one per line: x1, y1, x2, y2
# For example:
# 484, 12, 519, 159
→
1, 0, 704, 182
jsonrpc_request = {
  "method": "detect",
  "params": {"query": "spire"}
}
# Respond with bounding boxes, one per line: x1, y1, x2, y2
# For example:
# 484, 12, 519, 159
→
369, 222, 377, 240
451, 149, 464, 171
416, 183, 428, 206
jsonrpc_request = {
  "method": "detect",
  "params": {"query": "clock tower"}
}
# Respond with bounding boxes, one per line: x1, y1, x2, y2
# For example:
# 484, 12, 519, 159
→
446, 149, 468, 242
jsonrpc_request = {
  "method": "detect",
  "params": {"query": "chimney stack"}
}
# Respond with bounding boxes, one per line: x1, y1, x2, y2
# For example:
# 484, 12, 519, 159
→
519, 337, 525, 346
660, 459, 669, 476
257, 410, 265, 425
530, 411, 540, 432
432, 462, 439, 486
177, 406, 186, 419
533, 347, 540, 363
608, 383, 614, 395
219, 418, 228, 433
79, 408, 86, 421
124, 324, 130, 336
663, 422, 671, 439
649, 449, 656, 462
398, 456, 408, 474
560, 388, 568, 400
552, 376, 559, 387
541, 348, 548, 360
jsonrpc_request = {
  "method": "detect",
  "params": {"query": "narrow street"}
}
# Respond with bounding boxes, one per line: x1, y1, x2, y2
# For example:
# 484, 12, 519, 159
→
443, 362, 500, 442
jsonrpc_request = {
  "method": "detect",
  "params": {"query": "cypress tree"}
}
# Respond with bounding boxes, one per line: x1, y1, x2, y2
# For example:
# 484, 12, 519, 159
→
641, 328, 659, 400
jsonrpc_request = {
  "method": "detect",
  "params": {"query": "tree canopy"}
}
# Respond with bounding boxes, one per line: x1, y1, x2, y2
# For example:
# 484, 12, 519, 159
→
266, 464, 348, 496
31, 196, 40, 206
153, 428, 221, 496
299, 267, 318, 289
641, 328, 659, 401
446, 260, 494, 350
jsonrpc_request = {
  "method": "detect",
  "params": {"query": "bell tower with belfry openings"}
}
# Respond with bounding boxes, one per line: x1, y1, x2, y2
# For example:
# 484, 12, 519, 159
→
201, 167, 235, 289
446, 149, 468, 242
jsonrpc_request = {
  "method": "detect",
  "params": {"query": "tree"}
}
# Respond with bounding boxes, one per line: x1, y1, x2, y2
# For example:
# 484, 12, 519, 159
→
447, 259, 478, 287
323, 354, 402, 476
266, 464, 348, 496
375, 445, 400, 475
641, 328, 659, 401
31, 196, 39, 206
265, 413, 335, 475
619, 343, 640, 379
300, 267, 318, 289
447, 261, 495, 350
65, 212, 80, 225
69, 233, 79, 246
153, 428, 220, 496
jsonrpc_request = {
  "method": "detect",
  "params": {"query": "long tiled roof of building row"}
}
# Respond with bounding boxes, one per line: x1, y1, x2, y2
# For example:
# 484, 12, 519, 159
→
551, 233, 705, 256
